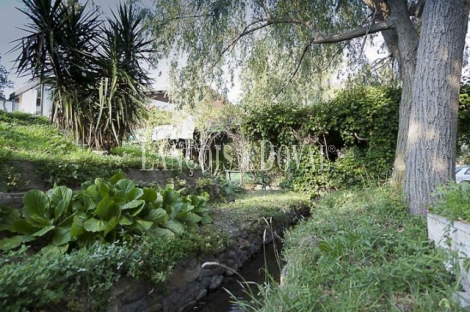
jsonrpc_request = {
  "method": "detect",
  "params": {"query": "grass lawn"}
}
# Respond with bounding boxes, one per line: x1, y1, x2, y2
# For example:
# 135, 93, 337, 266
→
210, 190, 309, 229
236, 187, 465, 312
0, 111, 197, 190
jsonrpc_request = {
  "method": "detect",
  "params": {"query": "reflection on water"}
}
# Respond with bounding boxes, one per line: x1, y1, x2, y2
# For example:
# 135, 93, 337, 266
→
194, 242, 282, 312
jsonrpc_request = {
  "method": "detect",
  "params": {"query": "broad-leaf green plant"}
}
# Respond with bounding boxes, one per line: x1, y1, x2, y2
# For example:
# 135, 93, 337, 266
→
0, 173, 211, 252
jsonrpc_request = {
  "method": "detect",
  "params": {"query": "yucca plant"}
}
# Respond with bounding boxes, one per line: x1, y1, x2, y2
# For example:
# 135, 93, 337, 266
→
91, 3, 153, 149
13, 0, 99, 128
13, 0, 153, 149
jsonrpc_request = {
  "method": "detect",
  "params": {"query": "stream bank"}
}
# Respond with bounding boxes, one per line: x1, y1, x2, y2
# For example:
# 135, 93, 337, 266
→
107, 191, 310, 312
194, 241, 283, 312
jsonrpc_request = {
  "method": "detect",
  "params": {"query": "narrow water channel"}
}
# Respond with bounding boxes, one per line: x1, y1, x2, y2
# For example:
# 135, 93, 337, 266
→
194, 241, 283, 312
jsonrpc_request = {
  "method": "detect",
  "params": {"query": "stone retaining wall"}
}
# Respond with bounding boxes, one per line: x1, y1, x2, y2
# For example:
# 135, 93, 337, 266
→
107, 205, 310, 312
125, 169, 202, 187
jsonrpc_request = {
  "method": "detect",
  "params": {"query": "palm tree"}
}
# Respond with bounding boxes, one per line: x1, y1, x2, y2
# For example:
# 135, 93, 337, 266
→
92, 3, 154, 149
13, 0, 153, 149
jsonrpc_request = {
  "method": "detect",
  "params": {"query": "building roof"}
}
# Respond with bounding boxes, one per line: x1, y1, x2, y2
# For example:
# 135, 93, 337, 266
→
8, 80, 54, 100
9, 80, 41, 100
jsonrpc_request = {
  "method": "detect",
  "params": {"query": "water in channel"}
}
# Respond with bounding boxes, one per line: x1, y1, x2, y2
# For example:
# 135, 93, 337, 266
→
193, 242, 283, 312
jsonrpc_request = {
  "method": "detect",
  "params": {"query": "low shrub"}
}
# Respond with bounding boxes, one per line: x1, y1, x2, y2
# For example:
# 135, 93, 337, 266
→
0, 233, 219, 311
431, 182, 470, 222
0, 111, 50, 125
195, 174, 245, 202
0, 172, 211, 253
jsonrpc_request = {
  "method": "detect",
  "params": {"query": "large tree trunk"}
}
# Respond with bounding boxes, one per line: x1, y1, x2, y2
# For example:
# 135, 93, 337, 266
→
385, 0, 419, 188
405, 0, 470, 214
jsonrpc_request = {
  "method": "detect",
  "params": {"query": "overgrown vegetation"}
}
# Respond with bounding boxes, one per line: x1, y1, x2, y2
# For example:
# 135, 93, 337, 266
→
240, 85, 470, 198
0, 170, 213, 311
242, 86, 401, 197
237, 188, 463, 311
0, 172, 211, 253
0, 234, 218, 311
431, 182, 470, 222
458, 83, 470, 150
0, 175, 215, 311
195, 174, 245, 202
0, 111, 194, 190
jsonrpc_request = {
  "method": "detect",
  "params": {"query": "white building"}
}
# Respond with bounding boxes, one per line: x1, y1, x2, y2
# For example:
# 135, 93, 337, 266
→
0, 95, 13, 112
7, 81, 53, 118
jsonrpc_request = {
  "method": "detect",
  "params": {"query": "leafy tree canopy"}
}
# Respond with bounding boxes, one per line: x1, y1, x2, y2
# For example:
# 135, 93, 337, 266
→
144, 0, 386, 104
0, 55, 13, 99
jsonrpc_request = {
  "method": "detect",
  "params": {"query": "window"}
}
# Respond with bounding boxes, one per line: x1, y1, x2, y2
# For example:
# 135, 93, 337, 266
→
465, 168, 470, 175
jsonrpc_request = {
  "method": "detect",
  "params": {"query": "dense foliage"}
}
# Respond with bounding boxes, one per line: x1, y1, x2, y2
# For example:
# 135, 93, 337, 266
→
195, 174, 245, 202
0, 234, 219, 311
237, 188, 461, 311
0, 190, 306, 311
14, 0, 152, 149
431, 182, 470, 222
458, 83, 470, 151
241, 85, 470, 197
242, 86, 401, 197
0, 172, 211, 253
145, 0, 370, 106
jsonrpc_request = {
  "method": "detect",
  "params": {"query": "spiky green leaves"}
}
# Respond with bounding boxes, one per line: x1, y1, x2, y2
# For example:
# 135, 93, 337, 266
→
14, 0, 152, 149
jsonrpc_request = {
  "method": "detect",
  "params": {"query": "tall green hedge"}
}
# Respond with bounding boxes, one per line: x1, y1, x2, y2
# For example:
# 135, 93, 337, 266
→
243, 84, 470, 197
242, 86, 401, 197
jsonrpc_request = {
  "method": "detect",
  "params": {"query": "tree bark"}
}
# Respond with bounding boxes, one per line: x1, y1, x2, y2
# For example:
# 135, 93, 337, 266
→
405, 0, 470, 214
386, 0, 419, 188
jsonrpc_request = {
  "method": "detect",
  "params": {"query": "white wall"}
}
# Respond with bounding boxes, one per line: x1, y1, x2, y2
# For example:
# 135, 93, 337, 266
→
14, 84, 53, 118
18, 88, 37, 115
0, 100, 12, 112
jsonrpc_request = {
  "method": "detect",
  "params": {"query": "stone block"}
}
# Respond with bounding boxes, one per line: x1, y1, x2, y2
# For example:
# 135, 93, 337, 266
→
200, 276, 212, 289
167, 259, 201, 290
226, 250, 237, 260
178, 300, 197, 312
249, 243, 261, 254
454, 220, 470, 293
121, 297, 148, 312
201, 265, 226, 277
196, 288, 207, 301
209, 276, 224, 290
144, 303, 162, 312
163, 282, 199, 312
427, 213, 454, 249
